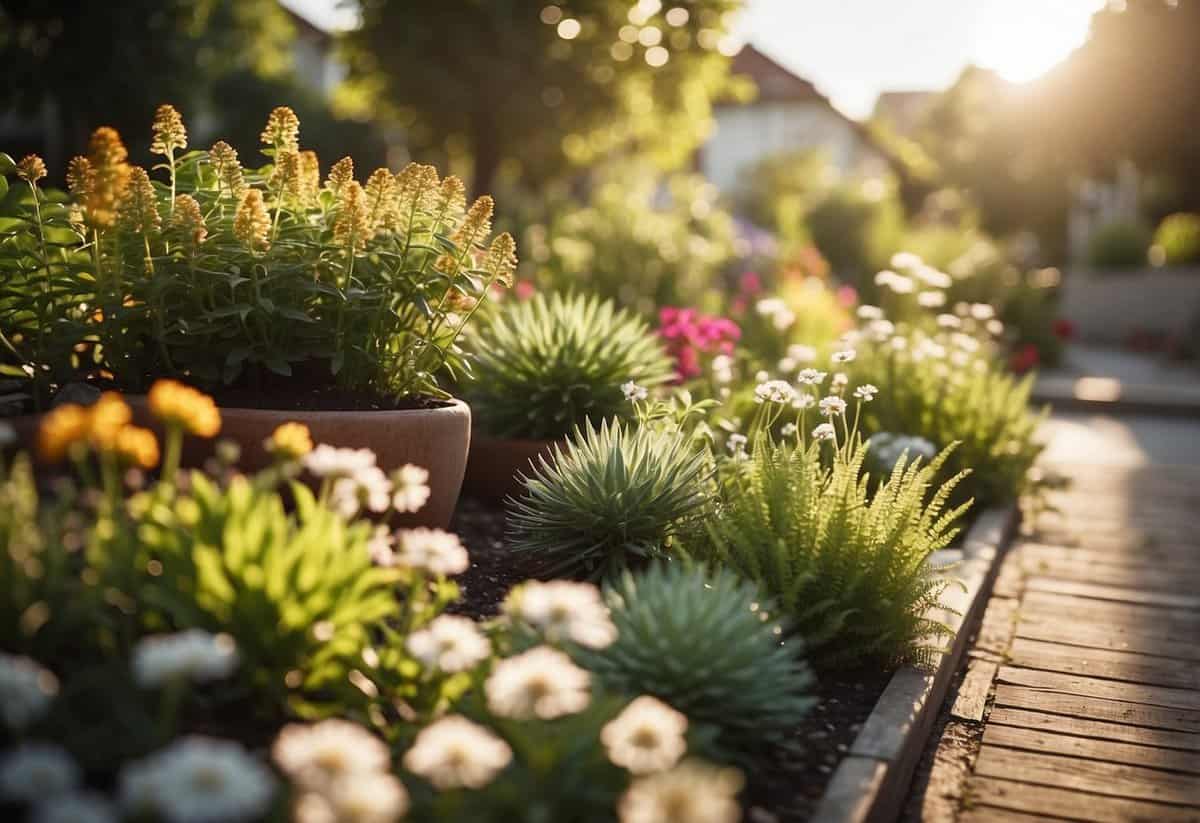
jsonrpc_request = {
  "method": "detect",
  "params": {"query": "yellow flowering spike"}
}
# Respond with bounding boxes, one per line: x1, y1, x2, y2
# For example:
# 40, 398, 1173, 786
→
169, 194, 207, 249
272, 149, 301, 201
150, 104, 188, 157
113, 426, 160, 469
485, 232, 518, 287
118, 167, 161, 235
435, 175, 466, 221
266, 422, 313, 460
234, 189, 271, 252
209, 141, 247, 202
325, 156, 354, 196
333, 181, 370, 252
435, 253, 460, 276
16, 155, 46, 184
147, 379, 221, 438
37, 405, 91, 463
452, 195, 495, 251
66, 156, 94, 199
260, 106, 300, 153
363, 168, 395, 233
84, 127, 131, 229
87, 392, 133, 448
298, 151, 320, 207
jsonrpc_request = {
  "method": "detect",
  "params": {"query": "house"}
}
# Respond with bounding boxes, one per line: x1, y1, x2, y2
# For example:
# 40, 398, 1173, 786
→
701, 44, 890, 193
872, 90, 935, 136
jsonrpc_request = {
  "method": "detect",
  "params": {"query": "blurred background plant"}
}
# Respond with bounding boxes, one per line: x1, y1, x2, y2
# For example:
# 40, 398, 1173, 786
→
1151, 212, 1200, 267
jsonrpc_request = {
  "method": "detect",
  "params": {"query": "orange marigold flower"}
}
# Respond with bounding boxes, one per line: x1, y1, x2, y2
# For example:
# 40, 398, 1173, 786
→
37, 405, 91, 463
113, 425, 160, 469
16, 155, 47, 183
147, 380, 221, 438
266, 422, 313, 460
87, 392, 133, 448
234, 189, 270, 252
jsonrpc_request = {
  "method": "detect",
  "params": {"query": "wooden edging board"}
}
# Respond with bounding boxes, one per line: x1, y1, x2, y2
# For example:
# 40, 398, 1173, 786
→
810, 505, 1019, 823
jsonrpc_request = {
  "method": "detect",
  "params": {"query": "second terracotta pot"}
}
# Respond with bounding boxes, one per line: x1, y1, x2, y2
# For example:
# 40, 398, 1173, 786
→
461, 433, 562, 503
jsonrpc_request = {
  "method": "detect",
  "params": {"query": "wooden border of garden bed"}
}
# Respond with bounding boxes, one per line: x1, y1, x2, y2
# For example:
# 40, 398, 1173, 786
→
811, 504, 1019, 823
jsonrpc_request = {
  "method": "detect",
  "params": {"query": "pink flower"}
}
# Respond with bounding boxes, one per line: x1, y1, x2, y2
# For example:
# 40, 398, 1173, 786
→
515, 281, 536, 301
739, 271, 763, 295
656, 306, 741, 382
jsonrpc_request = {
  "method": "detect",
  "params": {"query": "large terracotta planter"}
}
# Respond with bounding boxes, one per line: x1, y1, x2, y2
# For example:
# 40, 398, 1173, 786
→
461, 433, 562, 503
6, 399, 472, 528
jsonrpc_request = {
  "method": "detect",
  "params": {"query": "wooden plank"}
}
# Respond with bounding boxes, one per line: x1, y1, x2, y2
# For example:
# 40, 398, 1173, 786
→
1023, 577, 1200, 611
976, 595, 1019, 658
983, 723, 1200, 774
1021, 557, 1200, 594
974, 746, 1200, 805
993, 684, 1200, 734
1020, 591, 1200, 639
1015, 616, 1200, 663
996, 667, 1200, 712
1021, 542, 1200, 573
959, 807, 1058, 823
1007, 637, 1200, 691
952, 660, 998, 722
989, 706, 1200, 753
967, 776, 1200, 822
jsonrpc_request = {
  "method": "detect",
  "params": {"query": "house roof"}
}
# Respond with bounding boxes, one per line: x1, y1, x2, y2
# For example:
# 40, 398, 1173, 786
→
729, 44, 827, 104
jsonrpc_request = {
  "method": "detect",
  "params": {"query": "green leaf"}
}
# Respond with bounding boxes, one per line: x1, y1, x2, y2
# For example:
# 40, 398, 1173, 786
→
0, 153, 14, 176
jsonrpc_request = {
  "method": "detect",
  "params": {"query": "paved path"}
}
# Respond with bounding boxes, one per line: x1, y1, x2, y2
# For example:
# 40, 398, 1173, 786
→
905, 413, 1200, 822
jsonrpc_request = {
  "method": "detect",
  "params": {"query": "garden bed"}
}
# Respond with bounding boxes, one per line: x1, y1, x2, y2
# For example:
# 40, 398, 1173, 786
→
448, 500, 1017, 822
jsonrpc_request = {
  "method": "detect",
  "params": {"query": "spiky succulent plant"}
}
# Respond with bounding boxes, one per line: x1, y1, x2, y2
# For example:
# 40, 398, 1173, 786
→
579, 563, 817, 758
506, 420, 711, 578
465, 292, 675, 439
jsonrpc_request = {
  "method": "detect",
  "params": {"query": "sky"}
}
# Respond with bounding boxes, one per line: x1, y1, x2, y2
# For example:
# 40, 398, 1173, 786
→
281, 0, 1107, 118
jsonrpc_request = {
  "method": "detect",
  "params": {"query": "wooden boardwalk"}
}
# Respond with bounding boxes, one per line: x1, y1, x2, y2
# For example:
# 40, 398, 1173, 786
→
907, 438, 1200, 821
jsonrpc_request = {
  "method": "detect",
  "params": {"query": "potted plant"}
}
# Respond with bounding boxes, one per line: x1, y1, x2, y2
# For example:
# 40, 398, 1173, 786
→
458, 291, 675, 501
0, 106, 517, 526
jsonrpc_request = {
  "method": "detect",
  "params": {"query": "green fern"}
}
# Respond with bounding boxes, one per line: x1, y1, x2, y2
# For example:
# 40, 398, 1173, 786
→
580, 563, 816, 758
506, 420, 711, 578
464, 292, 675, 439
683, 437, 969, 669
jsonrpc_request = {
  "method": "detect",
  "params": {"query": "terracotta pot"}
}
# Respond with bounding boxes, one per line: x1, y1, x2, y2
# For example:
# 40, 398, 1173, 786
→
123, 398, 473, 529
461, 433, 562, 503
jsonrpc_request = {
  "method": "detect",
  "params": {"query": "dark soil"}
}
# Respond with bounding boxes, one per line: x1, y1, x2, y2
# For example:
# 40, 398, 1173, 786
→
447, 497, 894, 821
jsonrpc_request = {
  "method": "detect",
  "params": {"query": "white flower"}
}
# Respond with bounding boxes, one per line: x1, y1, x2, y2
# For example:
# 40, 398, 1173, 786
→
120, 737, 274, 823
303, 445, 377, 478
710, 354, 734, 384
951, 333, 980, 353
755, 297, 795, 331
0, 744, 80, 803
796, 368, 826, 386
867, 433, 938, 472
132, 630, 238, 688
299, 772, 410, 823
394, 528, 469, 575
0, 653, 58, 731
969, 302, 995, 320
330, 465, 392, 519
889, 336, 908, 351
786, 344, 816, 364
874, 269, 899, 285
391, 464, 431, 513
890, 252, 923, 271
485, 646, 591, 720
602, 696, 688, 775
406, 615, 491, 673
853, 384, 878, 402
986, 318, 1005, 336
31, 792, 118, 823
856, 304, 883, 321
0, 421, 14, 448
618, 760, 744, 823
791, 393, 815, 410
917, 290, 946, 308
819, 396, 847, 417
812, 423, 837, 442
831, 372, 848, 390
622, 381, 649, 402
936, 313, 961, 329
866, 320, 895, 342
753, 379, 796, 405
273, 719, 390, 792
366, 525, 395, 566
915, 265, 952, 289
402, 715, 512, 791
830, 349, 856, 364
726, 433, 748, 456
781, 423, 798, 437
504, 580, 617, 649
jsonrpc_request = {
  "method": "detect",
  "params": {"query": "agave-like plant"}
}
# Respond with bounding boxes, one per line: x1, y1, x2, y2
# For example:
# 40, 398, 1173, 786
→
506, 420, 711, 578
580, 563, 817, 759
464, 292, 675, 440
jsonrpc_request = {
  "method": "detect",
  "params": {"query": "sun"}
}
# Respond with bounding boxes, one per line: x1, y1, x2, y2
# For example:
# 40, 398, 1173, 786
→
971, 0, 1105, 84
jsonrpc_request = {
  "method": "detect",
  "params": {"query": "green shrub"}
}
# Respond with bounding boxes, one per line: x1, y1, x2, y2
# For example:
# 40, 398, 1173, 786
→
580, 563, 816, 757
684, 437, 967, 669
465, 293, 675, 440
507, 420, 711, 578
806, 181, 905, 288
1086, 220, 1150, 269
1153, 212, 1200, 266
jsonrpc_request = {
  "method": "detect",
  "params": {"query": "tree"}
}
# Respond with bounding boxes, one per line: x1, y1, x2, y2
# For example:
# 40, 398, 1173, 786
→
340, 0, 743, 195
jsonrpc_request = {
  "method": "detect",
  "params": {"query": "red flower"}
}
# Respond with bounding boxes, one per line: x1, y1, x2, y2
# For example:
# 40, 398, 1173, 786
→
1052, 318, 1075, 340
1010, 343, 1040, 374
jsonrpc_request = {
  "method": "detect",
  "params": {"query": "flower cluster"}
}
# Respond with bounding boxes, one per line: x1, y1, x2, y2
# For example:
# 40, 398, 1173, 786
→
121, 737, 275, 823
657, 307, 740, 381
406, 615, 491, 673
502, 580, 618, 649
0, 653, 59, 731
403, 715, 512, 791
132, 630, 238, 688
303, 445, 431, 519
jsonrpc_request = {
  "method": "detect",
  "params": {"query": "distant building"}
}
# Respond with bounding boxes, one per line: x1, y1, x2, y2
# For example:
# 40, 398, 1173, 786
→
701, 44, 889, 193
286, 7, 346, 97
872, 90, 935, 136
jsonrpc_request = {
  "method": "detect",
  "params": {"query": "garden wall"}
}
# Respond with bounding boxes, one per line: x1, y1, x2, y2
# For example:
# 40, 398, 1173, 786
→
1061, 267, 1200, 343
